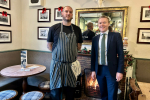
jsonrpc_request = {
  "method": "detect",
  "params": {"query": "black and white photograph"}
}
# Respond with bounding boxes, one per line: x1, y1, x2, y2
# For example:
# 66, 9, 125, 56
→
0, 12, 11, 26
38, 9, 51, 22
0, 0, 10, 10
0, 30, 12, 43
29, 0, 44, 7
54, 8, 63, 21
140, 6, 150, 22
137, 28, 150, 44
145, 10, 150, 18
40, 12, 48, 19
38, 27, 50, 40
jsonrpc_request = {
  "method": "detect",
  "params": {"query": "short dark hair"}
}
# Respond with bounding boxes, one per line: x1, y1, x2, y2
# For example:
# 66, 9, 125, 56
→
87, 22, 93, 28
98, 15, 110, 23
108, 26, 113, 32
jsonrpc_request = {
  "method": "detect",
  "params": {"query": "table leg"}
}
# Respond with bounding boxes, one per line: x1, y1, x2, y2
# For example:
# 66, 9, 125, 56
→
23, 77, 27, 94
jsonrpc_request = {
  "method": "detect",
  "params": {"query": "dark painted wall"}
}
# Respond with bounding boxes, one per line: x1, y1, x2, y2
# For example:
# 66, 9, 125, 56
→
0, 50, 21, 71
27, 50, 52, 74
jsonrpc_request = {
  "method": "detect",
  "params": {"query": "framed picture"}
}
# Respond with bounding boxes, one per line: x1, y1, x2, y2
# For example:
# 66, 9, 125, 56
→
137, 28, 150, 44
38, 27, 50, 40
0, 30, 12, 43
0, 0, 10, 10
38, 9, 51, 22
140, 6, 150, 22
54, 8, 62, 21
0, 12, 11, 26
29, 0, 44, 7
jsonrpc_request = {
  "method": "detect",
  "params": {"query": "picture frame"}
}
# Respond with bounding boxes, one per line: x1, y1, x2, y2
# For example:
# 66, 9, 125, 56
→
137, 28, 150, 44
140, 6, 150, 22
75, 6, 128, 45
38, 27, 50, 40
38, 9, 51, 22
0, 30, 12, 43
0, 12, 11, 26
54, 8, 62, 21
29, 0, 44, 7
0, 0, 11, 10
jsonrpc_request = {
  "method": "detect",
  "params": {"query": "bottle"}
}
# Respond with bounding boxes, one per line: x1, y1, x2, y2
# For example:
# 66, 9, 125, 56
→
123, 37, 128, 50
21, 50, 27, 70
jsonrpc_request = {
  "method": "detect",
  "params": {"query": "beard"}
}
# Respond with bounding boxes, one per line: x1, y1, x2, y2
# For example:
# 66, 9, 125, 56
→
62, 16, 73, 22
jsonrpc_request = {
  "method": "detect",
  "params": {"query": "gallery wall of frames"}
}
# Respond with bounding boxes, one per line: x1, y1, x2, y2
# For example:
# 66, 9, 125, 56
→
0, 0, 11, 43
29, 0, 63, 41
1, 0, 150, 47
0, 0, 63, 43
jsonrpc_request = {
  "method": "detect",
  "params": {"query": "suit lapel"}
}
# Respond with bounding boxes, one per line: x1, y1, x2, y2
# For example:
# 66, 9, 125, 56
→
95, 34, 100, 54
107, 32, 113, 51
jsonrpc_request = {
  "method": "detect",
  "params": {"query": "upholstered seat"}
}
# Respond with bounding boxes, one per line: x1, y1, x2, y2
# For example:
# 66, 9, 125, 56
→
38, 81, 50, 92
0, 90, 18, 100
20, 91, 44, 100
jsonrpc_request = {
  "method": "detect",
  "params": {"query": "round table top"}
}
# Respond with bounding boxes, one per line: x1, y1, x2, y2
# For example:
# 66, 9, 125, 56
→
0, 64, 46, 78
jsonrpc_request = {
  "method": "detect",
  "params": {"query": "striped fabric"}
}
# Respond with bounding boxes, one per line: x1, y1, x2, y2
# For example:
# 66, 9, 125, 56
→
21, 91, 43, 100
0, 90, 17, 100
39, 81, 50, 89
50, 23, 78, 90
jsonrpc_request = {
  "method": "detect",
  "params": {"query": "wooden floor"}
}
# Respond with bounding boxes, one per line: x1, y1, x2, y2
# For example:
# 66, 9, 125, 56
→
137, 81, 150, 100
12, 75, 101, 100
14, 85, 101, 100
74, 91, 101, 100
44, 86, 101, 100
44, 91, 101, 100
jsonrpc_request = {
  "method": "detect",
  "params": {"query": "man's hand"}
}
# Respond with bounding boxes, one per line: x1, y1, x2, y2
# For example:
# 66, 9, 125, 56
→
77, 43, 82, 51
91, 71, 96, 80
47, 42, 53, 52
116, 72, 123, 82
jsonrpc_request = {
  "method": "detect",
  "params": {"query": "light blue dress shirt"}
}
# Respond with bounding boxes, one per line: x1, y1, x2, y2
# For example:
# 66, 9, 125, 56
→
98, 30, 109, 65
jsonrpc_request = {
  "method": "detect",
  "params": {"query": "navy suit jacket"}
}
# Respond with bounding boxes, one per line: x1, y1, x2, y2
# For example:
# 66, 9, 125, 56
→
91, 32, 124, 77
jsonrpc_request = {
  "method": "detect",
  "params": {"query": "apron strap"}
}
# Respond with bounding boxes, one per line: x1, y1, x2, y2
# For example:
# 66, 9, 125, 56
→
71, 25, 74, 32
61, 23, 63, 32
61, 23, 74, 33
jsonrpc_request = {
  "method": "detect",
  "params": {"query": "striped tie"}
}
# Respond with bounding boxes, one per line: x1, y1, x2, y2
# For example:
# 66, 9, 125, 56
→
101, 33, 106, 65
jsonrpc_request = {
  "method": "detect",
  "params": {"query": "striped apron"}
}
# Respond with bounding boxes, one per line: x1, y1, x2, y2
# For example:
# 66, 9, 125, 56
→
50, 23, 77, 90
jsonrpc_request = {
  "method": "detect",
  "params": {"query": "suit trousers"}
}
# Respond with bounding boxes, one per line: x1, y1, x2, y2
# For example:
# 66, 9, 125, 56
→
50, 86, 75, 100
96, 65, 118, 100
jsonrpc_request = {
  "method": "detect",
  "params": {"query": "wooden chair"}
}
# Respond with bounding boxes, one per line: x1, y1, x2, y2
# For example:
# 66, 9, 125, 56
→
20, 91, 44, 100
128, 78, 147, 100
0, 90, 18, 100
129, 78, 141, 100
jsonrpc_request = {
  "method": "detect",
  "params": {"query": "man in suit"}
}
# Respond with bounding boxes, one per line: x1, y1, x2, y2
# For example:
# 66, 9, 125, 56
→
91, 15, 124, 100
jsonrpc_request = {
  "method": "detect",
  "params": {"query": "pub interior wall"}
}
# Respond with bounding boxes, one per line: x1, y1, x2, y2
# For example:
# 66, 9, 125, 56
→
0, 0, 22, 51
1, 0, 150, 59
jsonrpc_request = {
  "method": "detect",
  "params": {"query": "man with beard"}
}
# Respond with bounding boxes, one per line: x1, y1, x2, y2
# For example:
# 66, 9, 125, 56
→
47, 6, 83, 100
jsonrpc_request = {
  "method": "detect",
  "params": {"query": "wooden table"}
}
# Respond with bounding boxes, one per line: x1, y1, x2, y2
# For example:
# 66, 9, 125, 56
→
0, 64, 46, 94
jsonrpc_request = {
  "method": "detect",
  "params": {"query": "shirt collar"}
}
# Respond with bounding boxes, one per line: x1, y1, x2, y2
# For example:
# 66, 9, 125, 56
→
100, 30, 109, 36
